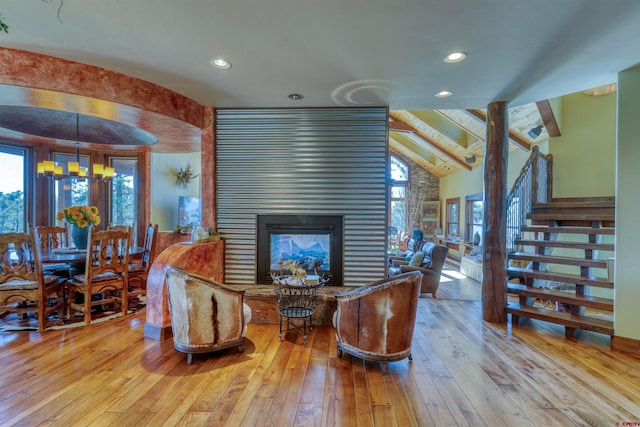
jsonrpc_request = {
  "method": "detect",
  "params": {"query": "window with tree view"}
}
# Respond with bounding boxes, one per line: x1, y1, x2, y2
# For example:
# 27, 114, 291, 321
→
446, 197, 460, 238
0, 145, 26, 232
110, 158, 138, 233
466, 193, 483, 245
390, 155, 409, 235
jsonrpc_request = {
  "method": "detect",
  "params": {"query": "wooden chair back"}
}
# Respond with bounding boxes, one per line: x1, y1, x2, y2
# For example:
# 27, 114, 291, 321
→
140, 224, 159, 269
0, 230, 42, 285
107, 225, 134, 248
34, 225, 69, 249
84, 229, 130, 282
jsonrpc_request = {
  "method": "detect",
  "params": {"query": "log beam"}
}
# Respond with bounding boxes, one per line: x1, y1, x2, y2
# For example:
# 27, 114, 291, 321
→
467, 109, 532, 152
536, 100, 561, 137
482, 101, 509, 323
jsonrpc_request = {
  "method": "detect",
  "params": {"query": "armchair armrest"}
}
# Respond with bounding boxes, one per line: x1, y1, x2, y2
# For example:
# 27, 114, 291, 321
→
399, 265, 439, 278
391, 259, 409, 267
389, 251, 413, 261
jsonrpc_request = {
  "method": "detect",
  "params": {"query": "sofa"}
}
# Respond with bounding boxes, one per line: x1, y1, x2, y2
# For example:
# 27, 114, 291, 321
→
388, 241, 448, 297
460, 245, 483, 282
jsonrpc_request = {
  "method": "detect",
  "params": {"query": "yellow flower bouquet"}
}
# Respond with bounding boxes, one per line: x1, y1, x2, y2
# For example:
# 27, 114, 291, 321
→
56, 205, 101, 228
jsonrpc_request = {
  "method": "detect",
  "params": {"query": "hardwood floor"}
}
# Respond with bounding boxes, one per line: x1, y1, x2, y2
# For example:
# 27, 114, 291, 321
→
1, 267, 639, 426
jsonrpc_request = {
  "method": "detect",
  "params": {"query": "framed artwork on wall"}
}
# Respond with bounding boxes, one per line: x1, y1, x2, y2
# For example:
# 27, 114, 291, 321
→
421, 201, 440, 236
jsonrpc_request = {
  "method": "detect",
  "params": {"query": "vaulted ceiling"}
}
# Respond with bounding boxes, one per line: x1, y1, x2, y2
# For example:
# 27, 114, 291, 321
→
389, 100, 563, 177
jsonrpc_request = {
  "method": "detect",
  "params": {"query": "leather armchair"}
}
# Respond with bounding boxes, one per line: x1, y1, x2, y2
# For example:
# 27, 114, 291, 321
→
388, 241, 448, 298
388, 235, 425, 265
333, 271, 422, 374
165, 266, 251, 364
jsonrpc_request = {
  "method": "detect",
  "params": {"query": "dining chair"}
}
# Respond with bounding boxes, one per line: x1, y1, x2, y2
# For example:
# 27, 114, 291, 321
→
34, 225, 70, 276
0, 230, 66, 331
66, 229, 130, 325
107, 224, 135, 248
127, 223, 158, 304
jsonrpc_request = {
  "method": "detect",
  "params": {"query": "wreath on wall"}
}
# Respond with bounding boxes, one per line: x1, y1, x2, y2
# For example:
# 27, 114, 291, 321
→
175, 163, 199, 190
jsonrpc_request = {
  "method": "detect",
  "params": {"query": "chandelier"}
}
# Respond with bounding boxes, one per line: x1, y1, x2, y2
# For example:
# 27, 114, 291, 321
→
36, 113, 114, 181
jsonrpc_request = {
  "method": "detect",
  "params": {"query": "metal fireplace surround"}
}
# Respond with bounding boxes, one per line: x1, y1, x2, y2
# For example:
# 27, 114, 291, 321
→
256, 214, 343, 286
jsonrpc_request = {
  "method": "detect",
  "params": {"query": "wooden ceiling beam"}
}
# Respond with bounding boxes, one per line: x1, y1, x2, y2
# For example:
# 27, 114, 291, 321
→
388, 119, 415, 133
389, 136, 444, 178
466, 109, 532, 152
389, 115, 472, 171
536, 100, 561, 137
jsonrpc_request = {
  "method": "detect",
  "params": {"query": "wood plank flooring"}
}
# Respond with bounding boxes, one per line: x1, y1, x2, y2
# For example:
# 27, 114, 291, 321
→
1, 267, 639, 426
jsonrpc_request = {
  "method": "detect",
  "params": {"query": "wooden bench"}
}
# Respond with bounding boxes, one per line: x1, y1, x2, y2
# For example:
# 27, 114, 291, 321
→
228, 285, 342, 326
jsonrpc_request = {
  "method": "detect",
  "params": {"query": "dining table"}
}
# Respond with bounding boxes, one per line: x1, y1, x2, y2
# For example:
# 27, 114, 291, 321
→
40, 246, 144, 277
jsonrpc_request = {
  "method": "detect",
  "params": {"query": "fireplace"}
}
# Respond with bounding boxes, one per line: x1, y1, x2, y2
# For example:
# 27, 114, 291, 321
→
256, 214, 343, 285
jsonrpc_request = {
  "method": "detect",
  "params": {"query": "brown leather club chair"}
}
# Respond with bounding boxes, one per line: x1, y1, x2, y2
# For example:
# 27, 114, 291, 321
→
165, 266, 252, 365
388, 241, 448, 298
332, 271, 423, 374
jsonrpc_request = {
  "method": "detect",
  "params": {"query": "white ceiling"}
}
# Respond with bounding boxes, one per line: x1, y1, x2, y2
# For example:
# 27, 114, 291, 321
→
1, 0, 638, 110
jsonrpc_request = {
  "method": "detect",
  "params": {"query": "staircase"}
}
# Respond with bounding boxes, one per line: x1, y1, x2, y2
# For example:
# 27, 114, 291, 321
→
506, 197, 615, 338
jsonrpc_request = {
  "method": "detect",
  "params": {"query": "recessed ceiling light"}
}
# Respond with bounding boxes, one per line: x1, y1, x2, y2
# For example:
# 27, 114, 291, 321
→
210, 58, 231, 70
443, 52, 466, 63
288, 93, 304, 100
435, 90, 453, 98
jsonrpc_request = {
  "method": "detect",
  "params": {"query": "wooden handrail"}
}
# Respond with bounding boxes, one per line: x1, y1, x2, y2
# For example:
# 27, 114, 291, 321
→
505, 146, 553, 253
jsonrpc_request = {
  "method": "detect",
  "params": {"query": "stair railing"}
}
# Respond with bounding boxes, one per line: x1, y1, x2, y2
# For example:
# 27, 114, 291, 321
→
505, 146, 553, 253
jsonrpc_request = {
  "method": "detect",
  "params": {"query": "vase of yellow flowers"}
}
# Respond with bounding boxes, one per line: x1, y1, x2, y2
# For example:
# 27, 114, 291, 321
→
56, 205, 101, 249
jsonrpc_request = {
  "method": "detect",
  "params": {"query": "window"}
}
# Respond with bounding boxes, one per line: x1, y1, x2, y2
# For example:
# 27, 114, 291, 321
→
466, 193, 483, 245
109, 157, 138, 239
389, 156, 409, 234
53, 152, 90, 223
446, 197, 460, 238
0, 145, 27, 232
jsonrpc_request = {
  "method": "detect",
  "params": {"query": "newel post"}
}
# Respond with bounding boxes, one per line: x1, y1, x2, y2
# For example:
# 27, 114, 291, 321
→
530, 145, 539, 204
482, 101, 509, 323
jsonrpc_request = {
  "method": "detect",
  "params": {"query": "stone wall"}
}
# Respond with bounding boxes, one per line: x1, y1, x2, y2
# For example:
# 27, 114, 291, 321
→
410, 162, 439, 201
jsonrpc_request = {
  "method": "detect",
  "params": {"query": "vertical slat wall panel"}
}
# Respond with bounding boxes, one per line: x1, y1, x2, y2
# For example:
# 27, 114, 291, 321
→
216, 108, 388, 286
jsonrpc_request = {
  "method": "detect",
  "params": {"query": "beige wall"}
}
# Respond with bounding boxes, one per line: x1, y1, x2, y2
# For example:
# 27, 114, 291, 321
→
150, 152, 201, 231
615, 67, 640, 341
549, 91, 616, 198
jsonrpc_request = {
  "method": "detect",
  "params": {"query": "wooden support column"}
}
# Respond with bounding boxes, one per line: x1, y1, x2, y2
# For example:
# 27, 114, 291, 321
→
482, 101, 509, 323
200, 106, 216, 230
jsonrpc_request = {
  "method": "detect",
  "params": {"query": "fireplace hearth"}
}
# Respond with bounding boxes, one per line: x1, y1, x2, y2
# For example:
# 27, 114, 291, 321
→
256, 214, 343, 285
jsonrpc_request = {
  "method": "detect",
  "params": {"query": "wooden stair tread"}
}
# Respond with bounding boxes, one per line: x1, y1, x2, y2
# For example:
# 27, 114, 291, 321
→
521, 226, 615, 235
527, 213, 615, 221
514, 239, 614, 251
508, 252, 607, 268
543, 197, 615, 208
506, 267, 613, 289
531, 208, 615, 217
507, 302, 614, 335
507, 283, 613, 311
